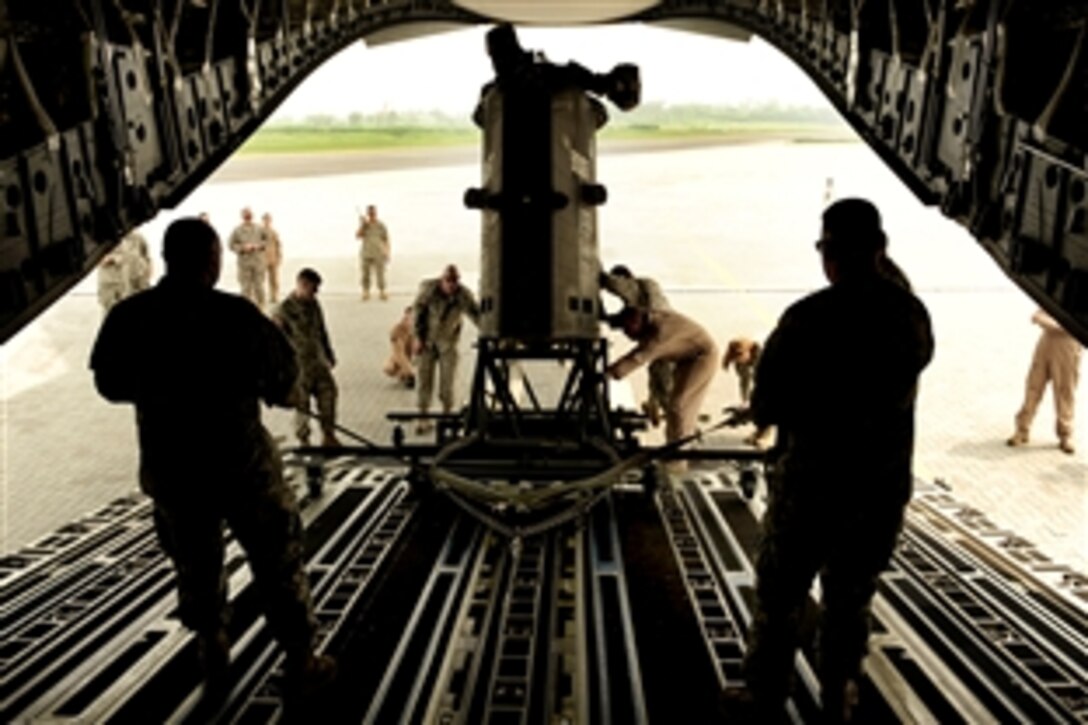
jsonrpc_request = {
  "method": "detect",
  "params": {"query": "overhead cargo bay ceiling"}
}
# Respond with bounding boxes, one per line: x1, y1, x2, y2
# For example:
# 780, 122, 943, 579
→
0, 0, 1084, 344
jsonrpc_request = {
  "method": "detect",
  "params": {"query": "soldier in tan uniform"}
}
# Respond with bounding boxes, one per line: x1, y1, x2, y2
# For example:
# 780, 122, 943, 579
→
229, 207, 268, 307
600, 264, 673, 426
274, 269, 341, 448
607, 306, 718, 453
384, 306, 417, 388
89, 218, 334, 699
1008, 309, 1082, 454
356, 204, 390, 301
262, 213, 283, 304
413, 265, 479, 431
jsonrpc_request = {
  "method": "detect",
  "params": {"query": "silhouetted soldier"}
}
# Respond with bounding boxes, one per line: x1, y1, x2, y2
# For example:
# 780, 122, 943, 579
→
730, 199, 933, 722
274, 268, 341, 448
90, 218, 334, 699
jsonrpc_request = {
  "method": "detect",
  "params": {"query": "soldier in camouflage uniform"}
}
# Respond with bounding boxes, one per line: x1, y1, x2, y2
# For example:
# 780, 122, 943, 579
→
97, 230, 151, 314
600, 264, 673, 426
97, 247, 127, 314
413, 264, 479, 431
229, 207, 269, 307
730, 199, 933, 722
90, 217, 334, 697
274, 268, 341, 448
122, 230, 153, 293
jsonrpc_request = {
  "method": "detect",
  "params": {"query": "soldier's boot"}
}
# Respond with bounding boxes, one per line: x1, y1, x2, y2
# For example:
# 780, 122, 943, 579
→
379, 290, 388, 301
283, 652, 337, 701
820, 678, 860, 724
1006, 430, 1029, 446
1059, 437, 1075, 454
720, 687, 788, 724
197, 628, 231, 701
321, 431, 342, 448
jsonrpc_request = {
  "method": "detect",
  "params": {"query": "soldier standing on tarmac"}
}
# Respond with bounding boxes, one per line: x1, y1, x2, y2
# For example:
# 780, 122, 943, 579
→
229, 207, 268, 307
357, 204, 390, 301
726, 198, 933, 722
1007, 309, 1082, 454
599, 264, 673, 426
413, 264, 479, 433
274, 268, 341, 448
90, 217, 335, 701
97, 230, 153, 314
262, 212, 283, 304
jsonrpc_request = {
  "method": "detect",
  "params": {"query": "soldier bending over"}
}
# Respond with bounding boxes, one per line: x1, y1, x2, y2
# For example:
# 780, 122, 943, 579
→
413, 264, 479, 433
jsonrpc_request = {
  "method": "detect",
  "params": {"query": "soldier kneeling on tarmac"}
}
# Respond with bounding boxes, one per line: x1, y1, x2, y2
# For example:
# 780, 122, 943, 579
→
90, 217, 336, 702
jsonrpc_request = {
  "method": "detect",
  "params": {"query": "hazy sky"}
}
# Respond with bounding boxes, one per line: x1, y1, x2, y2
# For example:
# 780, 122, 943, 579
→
273, 23, 830, 120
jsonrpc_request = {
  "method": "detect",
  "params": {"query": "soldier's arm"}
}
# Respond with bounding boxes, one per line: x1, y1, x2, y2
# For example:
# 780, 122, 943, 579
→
228, 228, 244, 254
318, 304, 336, 366
750, 324, 789, 428
607, 343, 651, 379
462, 288, 481, 325
413, 283, 431, 343
1031, 309, 1064, 333
89, 306, 139, 403
255, 313, 299, 407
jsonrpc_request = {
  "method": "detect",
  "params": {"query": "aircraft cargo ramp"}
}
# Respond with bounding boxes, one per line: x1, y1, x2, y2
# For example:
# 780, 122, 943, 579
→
3, 460, 1085, 723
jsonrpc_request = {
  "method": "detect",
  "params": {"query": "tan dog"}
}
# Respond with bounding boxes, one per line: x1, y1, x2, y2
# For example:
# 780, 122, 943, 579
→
723, 337, 774, 449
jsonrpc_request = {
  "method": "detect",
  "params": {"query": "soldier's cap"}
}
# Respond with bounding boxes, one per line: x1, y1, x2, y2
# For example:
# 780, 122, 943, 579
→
820, 198, 887, 257
609, 264, 633, 278
298, 268, 323, 287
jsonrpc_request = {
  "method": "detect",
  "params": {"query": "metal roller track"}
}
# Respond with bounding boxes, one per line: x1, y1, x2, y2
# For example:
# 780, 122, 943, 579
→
2, 463, 1085, 722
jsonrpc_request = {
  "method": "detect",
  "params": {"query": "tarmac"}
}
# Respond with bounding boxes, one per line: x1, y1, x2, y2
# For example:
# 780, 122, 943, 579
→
0, 139, 1084, 576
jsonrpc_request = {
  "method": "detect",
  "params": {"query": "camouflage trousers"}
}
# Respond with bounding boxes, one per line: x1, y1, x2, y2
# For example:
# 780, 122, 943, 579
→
237, 258, 266, 307
418, 344, 458, 413
144, 442, 317, 657
295, 364, 338, 444
743, 473, 906, 709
